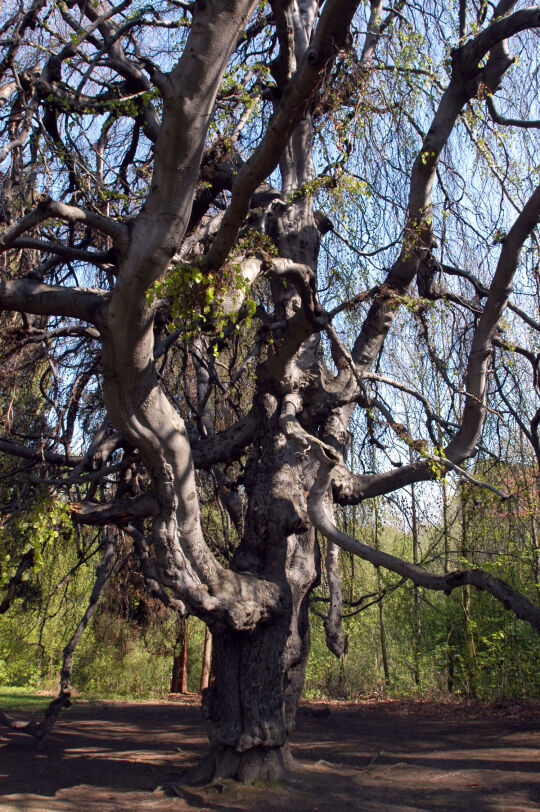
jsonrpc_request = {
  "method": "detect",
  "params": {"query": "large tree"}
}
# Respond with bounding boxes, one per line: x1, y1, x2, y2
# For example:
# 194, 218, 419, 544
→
1, 0, 540, 782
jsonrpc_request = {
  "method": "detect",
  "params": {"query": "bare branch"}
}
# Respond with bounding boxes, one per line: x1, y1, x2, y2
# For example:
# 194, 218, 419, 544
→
486, 94, 540, 129
0, 278, 107, 322
10, 238, 113, 266
0, 196, 129, 253
205, 0, 361, 269
309, 457, 540, 635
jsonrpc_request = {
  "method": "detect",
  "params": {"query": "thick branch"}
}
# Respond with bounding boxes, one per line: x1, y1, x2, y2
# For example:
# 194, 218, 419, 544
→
309, 460, 540, 635
125, 523, 187, 616
70, 493, 155, 526
205, 0, 361, 268
445, 184, 540, 461
459, 6, 540, 73
0, 196, 128, 252
0, 438, 83, 467
0, 278, 107, 323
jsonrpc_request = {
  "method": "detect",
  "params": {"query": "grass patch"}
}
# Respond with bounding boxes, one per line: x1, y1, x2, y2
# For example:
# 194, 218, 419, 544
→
0, 686, 51, 713
0, 685, 196, 715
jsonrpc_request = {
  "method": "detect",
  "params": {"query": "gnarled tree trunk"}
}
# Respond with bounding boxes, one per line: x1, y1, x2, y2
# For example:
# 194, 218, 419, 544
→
195, 399, 320, 781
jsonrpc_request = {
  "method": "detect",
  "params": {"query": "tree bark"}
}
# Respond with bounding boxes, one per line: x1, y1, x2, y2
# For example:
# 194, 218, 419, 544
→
198, 621, 302, 782
2, 0, 540, 779
193, 584, 315, 782
192, 398, 320, 782
170, 617, 189, 695
200, 626, 212, 693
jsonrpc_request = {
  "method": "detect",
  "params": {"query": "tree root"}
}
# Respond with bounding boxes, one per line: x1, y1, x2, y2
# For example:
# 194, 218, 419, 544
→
180, 743, 295, 785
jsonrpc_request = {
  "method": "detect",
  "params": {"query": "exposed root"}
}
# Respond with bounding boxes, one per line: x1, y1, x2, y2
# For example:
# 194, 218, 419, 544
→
180, 743, 295, 785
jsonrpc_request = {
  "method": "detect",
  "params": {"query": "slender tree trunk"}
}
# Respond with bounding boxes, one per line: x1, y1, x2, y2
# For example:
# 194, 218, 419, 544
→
442, 480, 455, 693
460, 485, 476, 699
200, 626, 212, 693
373, 497, 390, 688
531, 518, 540, 606
170, 617, 189, 695
377, 583, 390, 689
519, 449, 540, 603
411, 481, 421, 688
336, 630, 349, 696
461, 587, 476, 700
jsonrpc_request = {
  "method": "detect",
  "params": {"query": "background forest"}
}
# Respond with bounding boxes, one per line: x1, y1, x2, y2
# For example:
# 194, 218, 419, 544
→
2, 452, 539, 702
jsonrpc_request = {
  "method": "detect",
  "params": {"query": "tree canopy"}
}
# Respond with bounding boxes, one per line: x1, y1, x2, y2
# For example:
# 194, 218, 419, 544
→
1, 0, 540, 783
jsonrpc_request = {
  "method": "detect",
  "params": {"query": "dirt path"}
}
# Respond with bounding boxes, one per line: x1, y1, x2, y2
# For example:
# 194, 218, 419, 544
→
1, 698, 539, 811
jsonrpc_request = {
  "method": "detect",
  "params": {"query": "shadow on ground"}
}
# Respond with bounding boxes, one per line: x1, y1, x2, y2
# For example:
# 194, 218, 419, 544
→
1, 698, 539, 811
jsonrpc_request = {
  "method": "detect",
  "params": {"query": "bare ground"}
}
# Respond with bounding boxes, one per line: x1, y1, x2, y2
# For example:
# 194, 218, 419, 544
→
1, 697, 539, 811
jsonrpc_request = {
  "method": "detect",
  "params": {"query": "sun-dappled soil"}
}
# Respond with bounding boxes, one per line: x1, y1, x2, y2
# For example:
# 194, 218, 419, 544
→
1, 696, 539, 811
